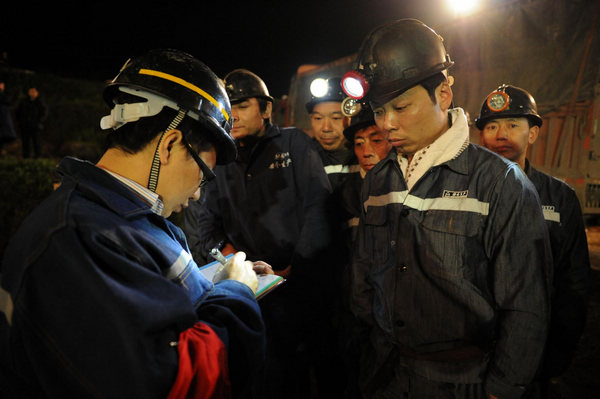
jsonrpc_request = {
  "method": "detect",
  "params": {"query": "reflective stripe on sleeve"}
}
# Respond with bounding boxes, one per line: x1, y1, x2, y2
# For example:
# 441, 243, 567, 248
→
164, 250, 194, 281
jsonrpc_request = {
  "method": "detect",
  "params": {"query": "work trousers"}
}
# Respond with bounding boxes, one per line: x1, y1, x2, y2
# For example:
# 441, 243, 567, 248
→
20, 128, 41, 158
371, 365, 489, 399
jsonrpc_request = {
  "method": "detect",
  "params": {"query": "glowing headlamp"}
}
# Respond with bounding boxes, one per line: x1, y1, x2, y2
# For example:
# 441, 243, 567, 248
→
341, 70, 370, 99
309, 78, 329, 98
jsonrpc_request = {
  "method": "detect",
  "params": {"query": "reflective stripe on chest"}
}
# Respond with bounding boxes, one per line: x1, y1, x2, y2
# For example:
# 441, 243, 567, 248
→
324, 164, 361, 174
364, 190, 490, 216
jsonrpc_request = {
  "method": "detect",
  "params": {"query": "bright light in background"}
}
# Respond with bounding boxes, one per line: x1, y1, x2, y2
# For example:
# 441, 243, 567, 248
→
447, 0, 480, 16
309, 78, 328, 98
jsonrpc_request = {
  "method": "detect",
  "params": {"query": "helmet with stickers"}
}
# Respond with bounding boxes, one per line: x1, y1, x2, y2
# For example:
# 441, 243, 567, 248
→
475, 84, 542, 130
101, 48, 236, 164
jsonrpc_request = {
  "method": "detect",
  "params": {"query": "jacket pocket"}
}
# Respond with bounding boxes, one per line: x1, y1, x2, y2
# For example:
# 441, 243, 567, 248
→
419, 210, 481, 278
365, 206, 390, 265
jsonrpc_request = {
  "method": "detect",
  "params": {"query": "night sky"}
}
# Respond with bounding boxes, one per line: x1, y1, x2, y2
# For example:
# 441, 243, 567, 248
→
1, 0, 455, 97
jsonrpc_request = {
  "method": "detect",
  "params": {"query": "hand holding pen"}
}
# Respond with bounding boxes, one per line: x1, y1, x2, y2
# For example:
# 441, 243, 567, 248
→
211, 247, 274, 277
210, 248, 258, 293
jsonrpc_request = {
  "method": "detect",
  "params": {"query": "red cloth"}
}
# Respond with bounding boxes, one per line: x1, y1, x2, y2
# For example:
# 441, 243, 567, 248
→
167, 322, 231, 399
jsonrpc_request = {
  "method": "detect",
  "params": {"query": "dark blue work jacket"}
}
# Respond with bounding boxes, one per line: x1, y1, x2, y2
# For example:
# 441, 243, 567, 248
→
1, 157, 264, 398
313, 141, 360, 194
352, 144, 553, 399
525, 160, 590, 378
339, 171, 363, 249
190, 124, 332, 271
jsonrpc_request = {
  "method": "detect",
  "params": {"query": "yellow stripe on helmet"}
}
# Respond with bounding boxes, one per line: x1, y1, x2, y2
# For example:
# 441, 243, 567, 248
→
138, 68, 230, 122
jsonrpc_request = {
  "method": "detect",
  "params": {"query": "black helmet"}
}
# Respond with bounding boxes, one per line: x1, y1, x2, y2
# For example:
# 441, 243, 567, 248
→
344, 18, 454, 108
305, 77, 346, 113
103, 49, 236, 164
474, 84, 543, 130
223, 69, 274, 103
343, 103, 376, 142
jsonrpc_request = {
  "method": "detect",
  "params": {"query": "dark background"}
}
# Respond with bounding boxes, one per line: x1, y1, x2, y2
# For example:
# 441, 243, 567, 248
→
0, 0, 489, 97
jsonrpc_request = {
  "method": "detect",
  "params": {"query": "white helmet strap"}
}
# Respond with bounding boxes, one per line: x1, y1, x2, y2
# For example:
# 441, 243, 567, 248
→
100, 86, 198, 130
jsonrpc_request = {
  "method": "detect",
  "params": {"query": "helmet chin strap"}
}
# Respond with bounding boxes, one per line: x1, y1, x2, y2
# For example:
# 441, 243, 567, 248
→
147, 110, 187, 192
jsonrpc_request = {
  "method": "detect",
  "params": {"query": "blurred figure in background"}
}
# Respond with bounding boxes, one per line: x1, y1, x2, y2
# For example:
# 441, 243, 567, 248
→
0, 79, 16, 153
16, 86, 47, 158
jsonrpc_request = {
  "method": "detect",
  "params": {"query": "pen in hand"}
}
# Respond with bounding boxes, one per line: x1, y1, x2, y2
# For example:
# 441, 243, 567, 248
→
210, 247, 228, 265
210, 247, 229, 283
209, 248, 259, 293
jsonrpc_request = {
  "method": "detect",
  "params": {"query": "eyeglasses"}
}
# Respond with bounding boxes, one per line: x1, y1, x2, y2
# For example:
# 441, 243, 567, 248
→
181, 137, 216, 188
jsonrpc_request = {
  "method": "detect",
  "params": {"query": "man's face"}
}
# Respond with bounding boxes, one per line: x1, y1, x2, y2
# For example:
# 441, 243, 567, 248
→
159, 142, 217, 218
373, 84, 450, 159
28, 88, 39, 100
354, 125, 392, 172
479, 117, 537, 166
230, 98, 268, 139
310, 101, 349, 151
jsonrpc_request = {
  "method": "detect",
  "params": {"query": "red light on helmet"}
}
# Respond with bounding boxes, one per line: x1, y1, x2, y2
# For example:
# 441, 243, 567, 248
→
342, 70, 370, 99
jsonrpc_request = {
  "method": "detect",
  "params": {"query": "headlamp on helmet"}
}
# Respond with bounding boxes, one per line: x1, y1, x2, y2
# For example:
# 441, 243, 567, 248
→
309, 78, 329, 98
341, 70, 371, 100
305, 77, 346, 113
474, 84, 543, 130
341, 97, 363, 118
347, 19, 454, 108
486, 90, 510, 112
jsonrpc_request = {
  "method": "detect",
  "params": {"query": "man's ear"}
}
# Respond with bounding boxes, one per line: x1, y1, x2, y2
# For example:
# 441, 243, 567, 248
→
528, 125, 540, 145
261, 101, 273, 119
158, 129, 184, 165
436, 81, 453, 111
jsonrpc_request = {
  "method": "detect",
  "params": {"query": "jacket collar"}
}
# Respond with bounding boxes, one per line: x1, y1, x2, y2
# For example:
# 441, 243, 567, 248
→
371, 108, 471, 178
58, 157, 157, 219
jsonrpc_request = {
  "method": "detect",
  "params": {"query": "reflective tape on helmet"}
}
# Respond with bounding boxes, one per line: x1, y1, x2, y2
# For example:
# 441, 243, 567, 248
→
138, 68, 230, 122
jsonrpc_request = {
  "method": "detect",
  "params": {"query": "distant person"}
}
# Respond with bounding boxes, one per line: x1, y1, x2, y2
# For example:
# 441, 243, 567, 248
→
1, 49, 266, 398
476, 84, 591, 398
183, 68, 332, 399
16, 86, 47, 158
0, 80, 16, 152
